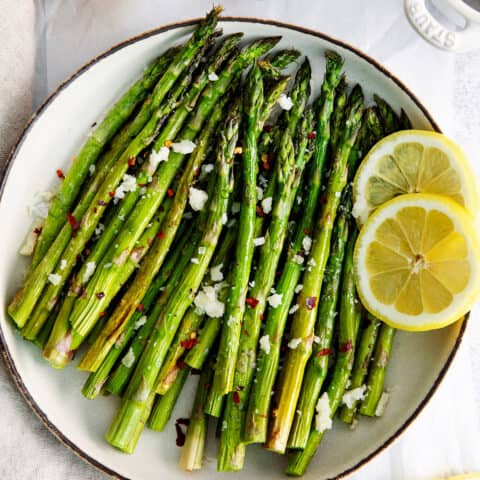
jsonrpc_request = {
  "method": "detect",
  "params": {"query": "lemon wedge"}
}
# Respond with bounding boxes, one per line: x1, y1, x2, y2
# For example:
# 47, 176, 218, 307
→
353, 130, 479, 225
354, 194, 480, 331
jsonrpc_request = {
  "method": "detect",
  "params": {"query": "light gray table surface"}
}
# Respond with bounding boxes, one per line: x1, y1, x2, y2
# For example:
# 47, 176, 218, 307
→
0, 1, 479, 479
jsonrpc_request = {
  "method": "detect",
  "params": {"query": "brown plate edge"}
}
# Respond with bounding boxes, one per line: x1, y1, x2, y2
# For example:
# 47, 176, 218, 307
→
0, 15, 468, 480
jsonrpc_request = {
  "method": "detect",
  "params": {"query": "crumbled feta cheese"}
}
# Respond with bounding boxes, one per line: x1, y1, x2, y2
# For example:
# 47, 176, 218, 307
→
335, 191, 341, 198
257, 186, 264, 201
201, 163, 214, 178
292, 254, 304, 265
60, 259, 67, 271
249, 280, 255, 288
259, 335, 271, 354
342, 385, 367, 408
313, 335, 320, 344
261, 196, 273, 214
221, 420, 228, 431
288, 337, 302, 349
210, 263, 224, 282
47, 273, 62, 286
289, 304, 299, 314
122, 348, 136, 368
149, 146, 170, 171
308, 257, 317, 267
296, 195, 303, 205
194, 285, 225, 318
114, 174, 137, 199
302, 235, 312, 254
191, 257, 200, 264
208, 72, 219, 81
82, 261, 96, 283
295, 284, 303, 293
232, 202, 241, 214
258, 174, 268, 187
315, 393, 332, 433
188, 187, 208, 211
278, 93, 293, 111
134, 315, 147, 330
198, 246, 206, 255
375, 392, 390, 417
95, 223, 104, 236
28, 191, 54, 219
19, 219, 44, 256
253, 237, 265, 247
89, 164, 96, 175
221, 213, 228, 225
172, 139, 196, 154
267, 293, 283, 308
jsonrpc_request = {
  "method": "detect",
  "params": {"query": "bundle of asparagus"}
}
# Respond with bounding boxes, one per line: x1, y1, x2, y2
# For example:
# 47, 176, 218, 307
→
9, 7, 411, 476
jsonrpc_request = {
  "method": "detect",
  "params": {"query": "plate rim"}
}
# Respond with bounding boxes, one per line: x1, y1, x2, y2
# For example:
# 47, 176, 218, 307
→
0, 15, 468, 480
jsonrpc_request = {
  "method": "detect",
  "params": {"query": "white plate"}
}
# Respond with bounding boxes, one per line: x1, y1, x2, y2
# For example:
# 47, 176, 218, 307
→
0, 17, 467, 480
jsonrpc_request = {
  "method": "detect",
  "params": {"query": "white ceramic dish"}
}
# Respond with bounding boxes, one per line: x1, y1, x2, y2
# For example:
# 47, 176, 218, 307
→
0, 17, 467, 480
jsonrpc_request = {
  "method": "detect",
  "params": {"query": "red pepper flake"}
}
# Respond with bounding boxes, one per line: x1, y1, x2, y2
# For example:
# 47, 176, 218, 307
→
167, 188, 175, 198
177, 359, 186, 370
305, 296, 317, 310
96, 292, 105, 299
260, 314, 265, 321
303, 228, 312, 235
99, 311, 106, 317
33, 227, 42, 235
256, 205, 265, 217
264, 124, 273, 133
93, 207, 97, 213
180, 338, 199, 350
128, 156, 136, 167
108, 191, 115, 198
339, 340, 353, 353
156, 231, 166, 239
308, 131, 316, 140
97, 200, 107, 206
85, 248, 91, 256
67, 213, 81, 236
316, 348, 333, 357
261, 153, 271, 171
175, 418, 190, 447
246, 297, 259, 308
232, 391, 240, 404
137, 304, 144, 312
138, 183, 147, 187
56, 169, 65, 179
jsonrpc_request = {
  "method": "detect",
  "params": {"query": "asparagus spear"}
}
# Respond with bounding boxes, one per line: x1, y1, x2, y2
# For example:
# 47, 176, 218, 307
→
212, 63, 264, 396
329, 75, 347, 152
148, 366, 190, 432
359, 324, 395, 416
287, 192, 350, 449
339, 313, 381, 423
81, 226, 190, 399
31, 51, 175, 267
105, 98, 239, 452
286, 226, 359, 476
373, 94, 400, 134
265, 82, 363, 454
245, 54, 344, 445
10, 9, 222, 330
179, 360, 214, 471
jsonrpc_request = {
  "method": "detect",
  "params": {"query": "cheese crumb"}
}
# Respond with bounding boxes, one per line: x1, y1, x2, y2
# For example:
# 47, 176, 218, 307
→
342, 385, 367, 408
375, 392, 390, 417
28, 191, 54, 219
253, 237, 265, 247
208, 72, 219, 81
172, 139, 196, 154
257, 186, 264, 201
83, 261, 96, 283
122, 348, 136, 368
221, 213, 228, 225
201, 163, 214, 178
292, 254, 304, 265
232, 202, 241, 214
190, 257, 199, 264
19, 219, 44, 256
267, 293, 283, 308
114, 174, 137, 199
289, 304, 299, 314
259, 335, 271, 354
188, 187, 208, 211
60, 259, 67, 270
194, 285, 225, 318
313, 335, 320, 344
47, 273, 62, 286
261, 196, 273, 214
302, 235, 312, 254
295, 284, 303, 293
134, 315, 147, 330
278, 93, 294, 111
198, 246, 206, 255
89, 164, 96, 175
288, 337, 302, 349
149, 146, 170, 171
210, 263, 224, 282
315, 393, 332, 433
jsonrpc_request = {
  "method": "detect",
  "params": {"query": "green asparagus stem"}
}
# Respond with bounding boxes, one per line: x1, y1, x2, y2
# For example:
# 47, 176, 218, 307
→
245, 54, 344, 446
147, 366, 190, 432
285, 227, 358, 476
179, 362, 213, 471
359, 324, 395, 416
31, 52, 173, 267
265, 81, 363, 454
105, 98, 239, 453
329, 75, 347, 152
339, 313, 380, 423
373, 94, 399, 135
287, 194, 350, 449
10, 10, 222, 331
399, 108, 413, 130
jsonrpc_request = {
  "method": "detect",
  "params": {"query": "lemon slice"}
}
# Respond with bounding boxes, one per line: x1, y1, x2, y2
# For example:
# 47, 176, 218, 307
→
353, 130, 479, 225
354, 194, 480, 331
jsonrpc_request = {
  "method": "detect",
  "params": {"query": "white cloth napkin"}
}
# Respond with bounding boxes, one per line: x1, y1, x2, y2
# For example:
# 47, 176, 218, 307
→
0, 0, 478, 478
